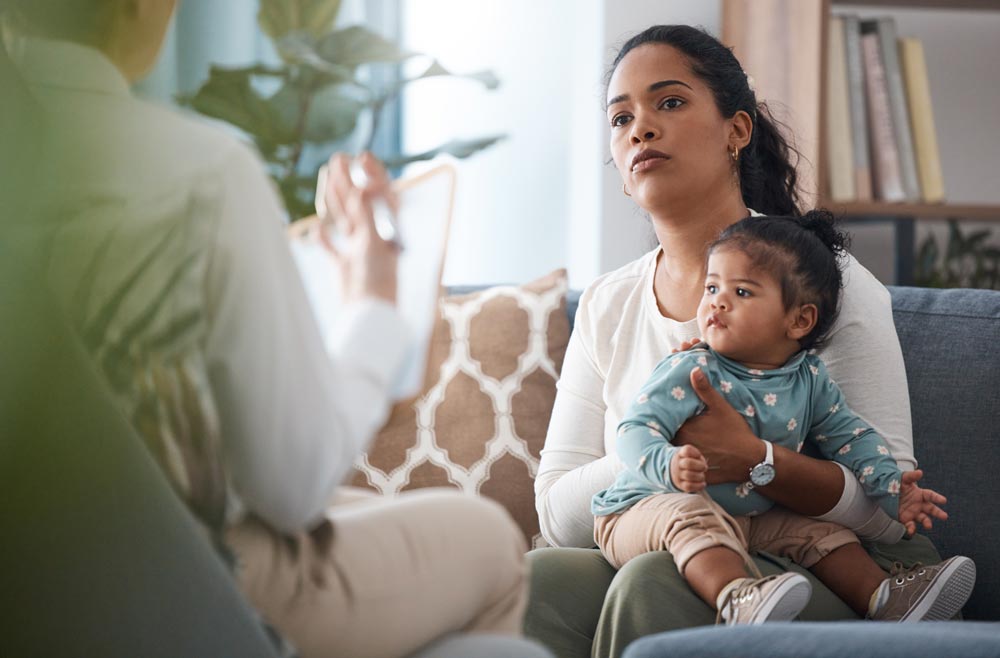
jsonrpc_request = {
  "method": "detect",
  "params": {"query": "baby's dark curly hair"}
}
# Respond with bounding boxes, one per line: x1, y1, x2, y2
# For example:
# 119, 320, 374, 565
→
707, 209, 851, 351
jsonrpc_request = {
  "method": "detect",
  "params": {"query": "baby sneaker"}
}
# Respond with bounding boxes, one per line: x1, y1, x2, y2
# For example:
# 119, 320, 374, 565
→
868, 556, 976, 622
717, 573, 812, 625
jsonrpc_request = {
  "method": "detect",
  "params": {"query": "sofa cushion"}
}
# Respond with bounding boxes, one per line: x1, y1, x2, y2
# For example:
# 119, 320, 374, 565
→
350, 269, 570, 547
889, 285, 1000, 621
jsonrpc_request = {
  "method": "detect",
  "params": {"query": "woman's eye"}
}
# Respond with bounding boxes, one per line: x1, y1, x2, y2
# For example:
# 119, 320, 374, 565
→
660, 97, 684, 110
611, 114, 631, 128
736, 288, 751, 297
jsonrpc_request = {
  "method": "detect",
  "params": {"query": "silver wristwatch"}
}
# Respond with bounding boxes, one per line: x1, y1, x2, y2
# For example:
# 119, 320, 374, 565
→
747, 440, 775, 488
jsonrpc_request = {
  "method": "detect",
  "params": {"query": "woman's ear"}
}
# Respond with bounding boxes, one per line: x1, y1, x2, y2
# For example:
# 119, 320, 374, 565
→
729, 110, 753, 151
786, 304, 818, 341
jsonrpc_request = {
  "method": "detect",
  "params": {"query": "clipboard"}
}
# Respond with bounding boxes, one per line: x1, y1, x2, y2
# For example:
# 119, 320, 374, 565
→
289, 161, 456, 400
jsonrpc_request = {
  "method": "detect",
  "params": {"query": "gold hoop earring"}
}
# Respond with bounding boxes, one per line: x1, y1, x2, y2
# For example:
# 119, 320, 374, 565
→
730, 146, 739, 162
623, 183, 631, 197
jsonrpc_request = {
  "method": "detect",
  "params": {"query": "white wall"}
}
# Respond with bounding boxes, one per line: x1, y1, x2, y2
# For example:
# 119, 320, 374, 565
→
402, 0, 721, 288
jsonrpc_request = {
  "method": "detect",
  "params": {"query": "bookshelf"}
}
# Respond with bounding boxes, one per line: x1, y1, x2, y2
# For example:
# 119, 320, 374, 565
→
722, 0, 1000, 284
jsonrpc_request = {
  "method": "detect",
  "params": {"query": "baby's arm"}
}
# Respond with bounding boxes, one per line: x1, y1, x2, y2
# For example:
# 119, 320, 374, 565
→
807, 359, 903, 519
617, 353, 706, 491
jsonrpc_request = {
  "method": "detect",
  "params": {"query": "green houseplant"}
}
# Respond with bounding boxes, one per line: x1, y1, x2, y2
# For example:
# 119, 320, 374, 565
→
914, 220, 1000, 290
182, 0, 502, 220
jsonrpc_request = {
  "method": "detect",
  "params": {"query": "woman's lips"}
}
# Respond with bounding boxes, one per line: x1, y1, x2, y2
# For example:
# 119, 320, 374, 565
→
631, 155, 670, 173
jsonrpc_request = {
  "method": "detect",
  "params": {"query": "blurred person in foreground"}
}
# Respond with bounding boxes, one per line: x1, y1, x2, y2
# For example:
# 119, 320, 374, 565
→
0, 2, 539, 657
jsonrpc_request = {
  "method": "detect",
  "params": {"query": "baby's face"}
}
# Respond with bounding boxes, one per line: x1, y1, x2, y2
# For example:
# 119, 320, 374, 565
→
696, 248, 798, 369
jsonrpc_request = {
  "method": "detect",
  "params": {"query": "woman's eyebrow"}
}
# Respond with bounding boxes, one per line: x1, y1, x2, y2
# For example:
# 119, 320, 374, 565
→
606, 79, 694, 109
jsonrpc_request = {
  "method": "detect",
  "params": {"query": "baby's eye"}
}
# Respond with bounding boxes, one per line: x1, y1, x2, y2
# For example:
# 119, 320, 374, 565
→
736, 288, 751, 297
706, 284, 718, 294
611, 114, 631, 128
660, 97, 685, 110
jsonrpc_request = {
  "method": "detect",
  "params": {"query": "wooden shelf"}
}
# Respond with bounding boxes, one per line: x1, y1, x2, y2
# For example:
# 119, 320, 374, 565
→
832, 0, 1000, 10
820, 200, 1000, 220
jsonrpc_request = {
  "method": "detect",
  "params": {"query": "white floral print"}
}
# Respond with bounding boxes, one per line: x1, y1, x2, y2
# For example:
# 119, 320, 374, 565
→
787, 418, 798, 431
637, 393, 649, 404
815, 434, 828, 442
646, 421, 661, 431
878, 445, 890, 456
888, 480, 900, 495
697, 355, 708, 366
809, 364, 819, 375
829, 403, 840, 414
735, 482, 752, 498
671, 386, 685, 401
670, 357, 681, 368
764, 393, 777, 407
853, 427, 866, 436
720, 380, 733, 393
838, 444, 852, 455
748, 368, 764, 376
745, 405, 756, 417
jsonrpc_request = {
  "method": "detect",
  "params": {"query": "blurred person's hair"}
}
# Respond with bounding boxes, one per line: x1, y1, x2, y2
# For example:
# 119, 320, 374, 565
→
1, 0, 118, 48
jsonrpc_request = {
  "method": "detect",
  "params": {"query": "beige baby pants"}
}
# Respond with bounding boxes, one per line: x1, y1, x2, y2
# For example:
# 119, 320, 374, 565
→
595, 492, 859, 574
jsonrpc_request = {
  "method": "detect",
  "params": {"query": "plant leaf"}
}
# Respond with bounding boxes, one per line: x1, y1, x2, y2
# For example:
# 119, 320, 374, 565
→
184, 66, 279, 143
383, 135, 506, 168
374, 60, 501, 104
303, 85, 366, 143
316, 25, 416, 68
259, 0, 342, 41
277, 34, 356, 83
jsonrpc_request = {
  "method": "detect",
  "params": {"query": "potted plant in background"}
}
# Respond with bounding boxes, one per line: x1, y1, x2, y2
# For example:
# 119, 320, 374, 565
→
182, 0, 502, 220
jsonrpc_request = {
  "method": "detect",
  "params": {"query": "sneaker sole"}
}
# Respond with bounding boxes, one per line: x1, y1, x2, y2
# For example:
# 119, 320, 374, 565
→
751, 576, 813, 624
900, 556, 977, 622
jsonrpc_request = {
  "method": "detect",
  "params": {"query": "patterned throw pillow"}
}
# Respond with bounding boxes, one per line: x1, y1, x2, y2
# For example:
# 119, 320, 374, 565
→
350, 269, 570, 548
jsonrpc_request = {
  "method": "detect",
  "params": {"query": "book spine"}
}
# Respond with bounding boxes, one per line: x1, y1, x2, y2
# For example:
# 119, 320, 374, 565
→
899, 37, 945, 203
861, 30, 905, 202
875, 17, 922, 201
843, 15, 872, 201
826, 16, 856, 202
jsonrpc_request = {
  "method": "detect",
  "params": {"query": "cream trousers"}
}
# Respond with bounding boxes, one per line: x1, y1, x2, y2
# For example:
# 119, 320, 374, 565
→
226, 488, 528, 658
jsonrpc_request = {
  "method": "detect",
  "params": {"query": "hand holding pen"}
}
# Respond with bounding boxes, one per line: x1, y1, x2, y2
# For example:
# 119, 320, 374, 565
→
315, 152, 401, 304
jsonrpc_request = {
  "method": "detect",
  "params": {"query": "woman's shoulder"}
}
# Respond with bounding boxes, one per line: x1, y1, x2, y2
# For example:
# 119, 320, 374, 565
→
841, 253, 891, 306
579, 248, 657, 309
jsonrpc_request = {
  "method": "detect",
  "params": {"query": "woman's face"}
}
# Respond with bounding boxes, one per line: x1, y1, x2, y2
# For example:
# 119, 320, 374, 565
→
606, 43, 737, 214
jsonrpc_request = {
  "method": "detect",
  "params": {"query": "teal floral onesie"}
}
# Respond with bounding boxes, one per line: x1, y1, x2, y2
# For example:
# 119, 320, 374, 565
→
592, 345, 902, 519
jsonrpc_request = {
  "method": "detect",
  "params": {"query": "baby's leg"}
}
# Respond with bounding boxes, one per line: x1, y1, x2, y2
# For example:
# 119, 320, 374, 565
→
594, 493, 748, 607
745, 506, 877, 615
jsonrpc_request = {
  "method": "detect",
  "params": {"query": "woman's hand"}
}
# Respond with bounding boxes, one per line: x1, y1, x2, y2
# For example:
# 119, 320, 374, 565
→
673, 367, 763, 484
317, 152, 400, 304
669, 444, 708, 493
898, 469, 948, 536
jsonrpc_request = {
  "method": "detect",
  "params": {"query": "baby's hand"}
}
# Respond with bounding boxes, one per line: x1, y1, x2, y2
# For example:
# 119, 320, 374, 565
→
670, 444, 708, 493
898, 469, 948, 536
671, 338, 703, 354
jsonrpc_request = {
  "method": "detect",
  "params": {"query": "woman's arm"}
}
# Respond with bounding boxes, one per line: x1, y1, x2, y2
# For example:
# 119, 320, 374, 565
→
205, 144, 408, 534
535, 319, 621, 548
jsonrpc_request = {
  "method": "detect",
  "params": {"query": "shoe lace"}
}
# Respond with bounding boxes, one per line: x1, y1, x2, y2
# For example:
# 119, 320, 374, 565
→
888, 561, 927, 586
714, 575, 778, 625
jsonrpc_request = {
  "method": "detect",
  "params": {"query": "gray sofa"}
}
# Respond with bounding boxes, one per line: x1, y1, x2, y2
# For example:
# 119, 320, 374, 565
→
610, 285, 1000, 656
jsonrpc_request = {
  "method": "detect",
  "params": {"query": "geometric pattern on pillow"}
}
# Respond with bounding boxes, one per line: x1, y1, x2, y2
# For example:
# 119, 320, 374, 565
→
350, 269, 569, 548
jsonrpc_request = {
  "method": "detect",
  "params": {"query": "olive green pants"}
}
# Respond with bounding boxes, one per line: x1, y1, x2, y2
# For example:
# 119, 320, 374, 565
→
524, 534, 942, 658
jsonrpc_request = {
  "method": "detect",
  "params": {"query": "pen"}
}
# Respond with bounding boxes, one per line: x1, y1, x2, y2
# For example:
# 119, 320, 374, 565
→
314, 161, 404, 250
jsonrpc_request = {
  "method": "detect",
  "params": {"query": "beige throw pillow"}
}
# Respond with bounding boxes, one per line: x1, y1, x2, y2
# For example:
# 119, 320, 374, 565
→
350, 269, 570, 548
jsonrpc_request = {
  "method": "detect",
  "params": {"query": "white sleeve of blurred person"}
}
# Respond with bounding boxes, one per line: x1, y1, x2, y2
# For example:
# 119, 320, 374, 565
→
205, 145, 409, 535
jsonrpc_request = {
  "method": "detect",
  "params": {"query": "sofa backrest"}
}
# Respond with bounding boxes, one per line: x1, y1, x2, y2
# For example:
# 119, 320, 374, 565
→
887, 286, 1000, 621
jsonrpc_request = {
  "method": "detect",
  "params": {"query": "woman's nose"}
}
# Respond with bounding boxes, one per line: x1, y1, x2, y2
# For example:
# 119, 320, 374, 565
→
629, 115, 659, 144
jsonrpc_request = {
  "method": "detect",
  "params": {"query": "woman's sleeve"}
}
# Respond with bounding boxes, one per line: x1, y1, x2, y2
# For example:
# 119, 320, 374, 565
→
203, 142, 409, 534
813, 256, 911, 541
535, 296, 622, 548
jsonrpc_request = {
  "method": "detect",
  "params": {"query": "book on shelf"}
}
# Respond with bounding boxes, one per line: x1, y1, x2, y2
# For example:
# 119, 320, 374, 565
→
859, 25, 906, 202
841, 15, 872, 201
899, 37, 945, 204
866, 17, 922, 202
826, 15, 856, 202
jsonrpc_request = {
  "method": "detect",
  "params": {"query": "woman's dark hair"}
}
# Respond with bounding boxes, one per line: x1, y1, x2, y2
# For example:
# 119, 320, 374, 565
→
607, 25, 802, 217
707, 209, 849, 351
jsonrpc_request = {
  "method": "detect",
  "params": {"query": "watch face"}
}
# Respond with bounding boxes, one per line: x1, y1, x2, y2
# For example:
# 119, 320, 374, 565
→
750, 463, 775, 487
